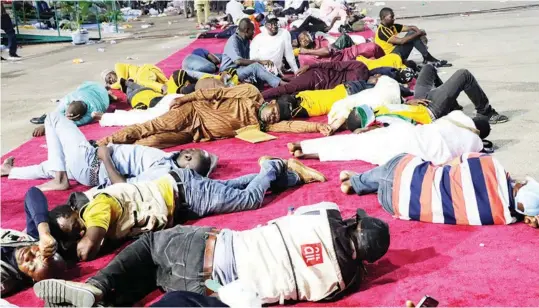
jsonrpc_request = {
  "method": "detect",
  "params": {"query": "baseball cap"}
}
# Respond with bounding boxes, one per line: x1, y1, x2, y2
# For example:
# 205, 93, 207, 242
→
346, 105, 376, 132
277, 98, 293, 121
515, 176, 539, 216
355, 208, 390, 263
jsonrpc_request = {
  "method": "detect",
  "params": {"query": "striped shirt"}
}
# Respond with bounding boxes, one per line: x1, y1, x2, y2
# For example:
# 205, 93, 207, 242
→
392, 153, 517, 225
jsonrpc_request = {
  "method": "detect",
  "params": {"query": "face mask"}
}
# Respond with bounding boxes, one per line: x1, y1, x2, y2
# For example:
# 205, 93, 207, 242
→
514, 176, 539, 216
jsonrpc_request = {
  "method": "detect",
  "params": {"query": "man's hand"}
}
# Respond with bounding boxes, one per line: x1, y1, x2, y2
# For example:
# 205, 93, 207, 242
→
76, 236, 93, 261
318, 124, 333, 136
296, 65, 310, 76
96, 145, 111, 160
39, 232, 57, 259
33, 125, 46, 137
259, 60, 274, 67
406, 98, 431, 106
65, 113, 81, 121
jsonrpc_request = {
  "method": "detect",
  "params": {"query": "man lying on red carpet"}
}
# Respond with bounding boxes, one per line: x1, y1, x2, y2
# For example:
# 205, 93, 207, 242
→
26, 156, 326, 262
33, 202, 390, 307
1, 187, 66, 297
0, 112, 218, 191
96, 84, 332, 149
340, 152, 539, 228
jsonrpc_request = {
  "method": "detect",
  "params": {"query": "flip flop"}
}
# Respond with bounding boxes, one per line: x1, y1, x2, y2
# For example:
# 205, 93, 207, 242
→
431, 60, 453, 68
30, 114, 47, 125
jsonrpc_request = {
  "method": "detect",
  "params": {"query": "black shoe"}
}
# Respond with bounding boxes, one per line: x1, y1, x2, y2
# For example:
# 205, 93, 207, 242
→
478, 110, 509, 124
1, 57, 5, 61
30, 114, 47, 125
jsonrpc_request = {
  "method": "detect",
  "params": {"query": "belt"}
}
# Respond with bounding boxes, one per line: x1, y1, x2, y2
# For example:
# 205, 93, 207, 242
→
203, 228, 221, 295
169, 172, 187, 224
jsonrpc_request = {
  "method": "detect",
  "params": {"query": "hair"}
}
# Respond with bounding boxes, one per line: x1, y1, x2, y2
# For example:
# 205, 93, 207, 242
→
379, 7, 394, 19
67, 101, 87, 118
255, 13, 265, 23
472, 117, 491, 139
195, 152, 212, 176
238, 18, 253, 32
277, 95, 299, 119
48, 205, 77, 246
346, 108, 362, 132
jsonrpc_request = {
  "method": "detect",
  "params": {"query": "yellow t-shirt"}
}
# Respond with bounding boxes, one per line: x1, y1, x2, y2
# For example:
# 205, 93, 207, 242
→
131, 89, 164, 109
375, 104, 433, 124
375, 23, 404, 55
82, 194, 122, 231
152, 175, 176, 217
356, 53, 406, 70
297, 84, 348, 117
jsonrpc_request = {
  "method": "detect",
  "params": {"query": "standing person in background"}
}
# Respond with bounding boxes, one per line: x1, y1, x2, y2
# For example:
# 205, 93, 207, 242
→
195, 0, 210, 29
1, 3, 21, 61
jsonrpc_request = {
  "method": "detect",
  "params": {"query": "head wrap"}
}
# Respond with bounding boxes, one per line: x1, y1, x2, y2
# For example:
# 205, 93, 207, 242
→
101, 69, 114, 83
515, 177, 539, 216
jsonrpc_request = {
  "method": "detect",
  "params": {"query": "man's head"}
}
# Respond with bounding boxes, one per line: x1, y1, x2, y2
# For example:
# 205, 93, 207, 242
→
265, 17, 279, 36
175, 148, 213, 176
48, 205, 85, 253
379, 7, 395, 26
102, 69, 117, 85
513, 177, 539, 229
255, 13, 265, 23
472, 117, 491, 140
65, 101, 88, 121
298, 31, 314, 49
238, 18, 255, 40
15, 245, 66, 282
259, 97, 295, 124
346, 105, 376, 132
346, 209, 390, 263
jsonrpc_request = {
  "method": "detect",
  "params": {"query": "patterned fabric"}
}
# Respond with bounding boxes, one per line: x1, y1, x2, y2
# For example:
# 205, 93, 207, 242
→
392, 153, 517, 225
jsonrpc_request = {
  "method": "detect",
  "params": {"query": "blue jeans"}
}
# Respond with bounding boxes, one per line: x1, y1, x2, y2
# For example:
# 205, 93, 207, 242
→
24, 187, 49, 239
237, 63, 282, 89
8, 112, 98, 186
175, 159, 299, 218
350, 154, 406, 215
182, 54, 218, 74
152, 291, 227, 307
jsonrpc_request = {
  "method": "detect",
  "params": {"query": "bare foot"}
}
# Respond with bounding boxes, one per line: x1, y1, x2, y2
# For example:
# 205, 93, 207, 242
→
339, 170, 358, 182
405, 300, 416, 308
37, 171, 70, 191
340, 180, 354, 194
1, 157, 14, 176
92, 112, 103, 121
287, 142, 300, 154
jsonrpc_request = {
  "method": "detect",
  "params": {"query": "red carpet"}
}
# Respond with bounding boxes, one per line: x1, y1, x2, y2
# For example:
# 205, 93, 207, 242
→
2, 38, 538, 307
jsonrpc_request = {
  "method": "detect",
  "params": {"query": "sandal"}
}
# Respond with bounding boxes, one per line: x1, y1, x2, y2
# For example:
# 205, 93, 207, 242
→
30, 114, 47, 125
427, 60, 453, 68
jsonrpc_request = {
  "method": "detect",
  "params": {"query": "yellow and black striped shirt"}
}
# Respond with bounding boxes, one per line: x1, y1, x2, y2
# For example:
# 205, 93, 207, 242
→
375, 23, 404, 55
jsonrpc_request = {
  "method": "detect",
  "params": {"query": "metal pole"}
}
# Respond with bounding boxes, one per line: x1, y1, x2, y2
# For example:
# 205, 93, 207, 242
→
34, 1, 41, 24
112, 1, 118, 33
53, 1, 60, 37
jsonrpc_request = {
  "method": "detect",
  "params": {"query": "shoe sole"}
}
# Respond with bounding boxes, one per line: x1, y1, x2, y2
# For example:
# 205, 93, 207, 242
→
34, 280, 95, 307
489, 119, 509, 124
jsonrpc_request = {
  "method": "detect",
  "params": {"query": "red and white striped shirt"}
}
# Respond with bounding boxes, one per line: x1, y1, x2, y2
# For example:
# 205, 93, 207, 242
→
391, 153, 517, 225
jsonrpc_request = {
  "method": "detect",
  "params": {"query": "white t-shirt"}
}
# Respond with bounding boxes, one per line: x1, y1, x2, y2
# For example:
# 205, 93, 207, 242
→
226, 0, 245, 23
327, 76, 401, 124
302, 111, 483, 165
250, 28, 299, 73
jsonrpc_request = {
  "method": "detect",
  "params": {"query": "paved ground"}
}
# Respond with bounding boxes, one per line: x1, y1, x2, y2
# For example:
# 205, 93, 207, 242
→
1, 2, 539, 178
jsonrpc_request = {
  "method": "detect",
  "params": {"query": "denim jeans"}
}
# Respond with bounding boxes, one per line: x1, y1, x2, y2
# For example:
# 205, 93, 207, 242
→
350, 153, 406, 215
88, 225, 211, 306
237, 63, 282, 89
1, 13, 17, 56
152, 291, 228, 307
415, 64, 492, 118
174, 159, 299, 219
182, 54, 218, 74
8, 112, 98, 186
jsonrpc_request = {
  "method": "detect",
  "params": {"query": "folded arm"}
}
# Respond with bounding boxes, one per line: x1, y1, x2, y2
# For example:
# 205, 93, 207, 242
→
266, 121, 321, 133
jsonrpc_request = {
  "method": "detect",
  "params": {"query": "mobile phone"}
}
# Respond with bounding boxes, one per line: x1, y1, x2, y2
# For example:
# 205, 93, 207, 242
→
417, 296, 439, 307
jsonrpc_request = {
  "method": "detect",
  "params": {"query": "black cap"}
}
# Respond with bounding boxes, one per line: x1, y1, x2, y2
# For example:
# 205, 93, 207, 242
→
180, 84, 196, 95
356, 209, 390, 263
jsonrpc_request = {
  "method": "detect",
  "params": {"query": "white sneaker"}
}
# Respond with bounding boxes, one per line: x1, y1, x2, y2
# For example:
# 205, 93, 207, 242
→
34, 279, 102, 307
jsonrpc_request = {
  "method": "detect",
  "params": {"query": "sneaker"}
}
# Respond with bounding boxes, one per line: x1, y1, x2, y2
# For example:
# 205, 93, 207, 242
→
7, 54, 22, 61
486, 112, 509, 124
34, 279, 102, 307
30, 114, 47, 125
